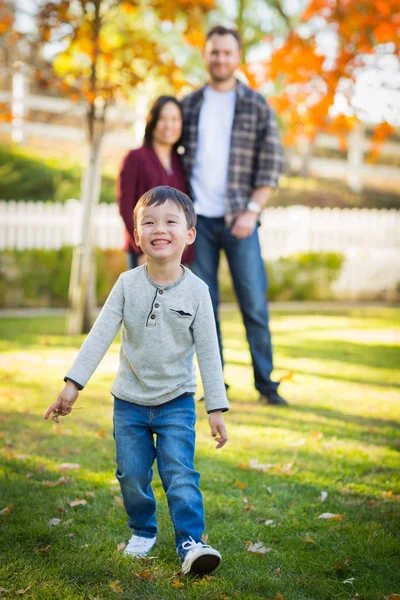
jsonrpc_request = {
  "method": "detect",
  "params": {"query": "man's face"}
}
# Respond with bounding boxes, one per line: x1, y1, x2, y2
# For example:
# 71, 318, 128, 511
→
204, 34, 241, 83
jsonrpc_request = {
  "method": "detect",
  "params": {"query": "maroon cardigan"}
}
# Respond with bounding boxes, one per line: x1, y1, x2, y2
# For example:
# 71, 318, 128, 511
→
116, 145, 193, 263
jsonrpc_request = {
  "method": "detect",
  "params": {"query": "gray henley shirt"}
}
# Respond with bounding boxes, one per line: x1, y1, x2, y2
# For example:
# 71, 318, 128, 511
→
65, 265, 229, 414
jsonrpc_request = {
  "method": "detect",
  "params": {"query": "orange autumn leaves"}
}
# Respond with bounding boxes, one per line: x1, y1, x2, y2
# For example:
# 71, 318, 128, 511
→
248, 0, 399, 154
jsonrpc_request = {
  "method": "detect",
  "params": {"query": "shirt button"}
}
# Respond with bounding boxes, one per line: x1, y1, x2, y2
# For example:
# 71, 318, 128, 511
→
154, 303, 159, 308
158, 290, 163, 295
150, 314, 156, 320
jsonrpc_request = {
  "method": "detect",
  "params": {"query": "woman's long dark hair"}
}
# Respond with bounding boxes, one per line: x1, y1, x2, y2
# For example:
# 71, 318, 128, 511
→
143, 96, 183, 151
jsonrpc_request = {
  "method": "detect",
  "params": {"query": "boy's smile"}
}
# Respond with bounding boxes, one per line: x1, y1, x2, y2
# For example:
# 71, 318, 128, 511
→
134, 200, 196, 264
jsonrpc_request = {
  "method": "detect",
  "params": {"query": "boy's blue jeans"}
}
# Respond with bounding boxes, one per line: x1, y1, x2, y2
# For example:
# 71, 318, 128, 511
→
113, 394, 205, 558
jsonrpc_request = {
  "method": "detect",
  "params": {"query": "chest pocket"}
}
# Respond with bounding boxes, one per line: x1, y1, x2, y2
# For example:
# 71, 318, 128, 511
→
170, 308, 193, 318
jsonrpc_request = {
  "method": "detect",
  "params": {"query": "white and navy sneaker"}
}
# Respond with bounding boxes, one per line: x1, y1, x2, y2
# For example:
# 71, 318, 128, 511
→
181, 537, 221, 575
123, 534, 156, 557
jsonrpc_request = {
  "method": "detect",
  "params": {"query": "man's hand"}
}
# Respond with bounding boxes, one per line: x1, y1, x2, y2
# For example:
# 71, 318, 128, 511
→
44, 380, 79, 422
208, 411, 228, 449
230, 210, 258, 239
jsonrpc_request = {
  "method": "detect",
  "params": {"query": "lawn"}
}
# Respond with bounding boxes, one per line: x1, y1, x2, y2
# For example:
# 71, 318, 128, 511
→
0, 307, 399, 600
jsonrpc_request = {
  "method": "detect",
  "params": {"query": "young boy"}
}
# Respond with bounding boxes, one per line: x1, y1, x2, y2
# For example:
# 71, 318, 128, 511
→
44, 186, 229, 576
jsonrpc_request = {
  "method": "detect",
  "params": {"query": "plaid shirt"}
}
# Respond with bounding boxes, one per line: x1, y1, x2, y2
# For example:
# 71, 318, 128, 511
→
181, 80, 285, 227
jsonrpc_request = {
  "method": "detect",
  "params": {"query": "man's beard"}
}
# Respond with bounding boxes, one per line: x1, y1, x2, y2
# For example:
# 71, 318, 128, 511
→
209, 68, 235, 83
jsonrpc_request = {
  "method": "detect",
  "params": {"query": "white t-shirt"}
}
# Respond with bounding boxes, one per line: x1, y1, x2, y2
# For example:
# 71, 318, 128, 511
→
190, 86, 236, 218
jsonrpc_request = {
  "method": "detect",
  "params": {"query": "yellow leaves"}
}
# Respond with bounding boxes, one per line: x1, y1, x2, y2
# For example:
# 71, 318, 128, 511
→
0, 504, 15, 515
235, 480, 248, 489
273, 594, 284, 600
385, 595, 400, 600
133, 569, 153, 581
278, 371, 294, 383
317, 513, 343, 521
109, 580, 123, 593
299, 535, 316, 544
245, 541, 272, 554
171, 579, 184, 588
96, 428, 108, 438
33, 545, 51, 554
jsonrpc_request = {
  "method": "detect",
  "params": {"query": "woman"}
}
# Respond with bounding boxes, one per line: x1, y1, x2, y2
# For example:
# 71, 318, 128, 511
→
117, 95, 193, 268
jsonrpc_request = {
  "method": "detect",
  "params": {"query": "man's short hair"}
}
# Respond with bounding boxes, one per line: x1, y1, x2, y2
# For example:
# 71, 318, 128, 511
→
134, 186, 197, 230
206, 25, 241, 48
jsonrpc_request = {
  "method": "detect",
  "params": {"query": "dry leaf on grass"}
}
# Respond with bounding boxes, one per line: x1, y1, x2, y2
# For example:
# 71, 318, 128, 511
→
48, 518, 62, 526
109, 581, 123, 593
299, 535, 316, 544
249, 459, 274, 471
85, 491, 96, 498
334, 558, 351, 572
320, 491, 328, 502
385, 595, 400, 600
0, 504, 15, 515
15, 585, 32, 595
117, 543, 126, 552
264, 520, 274, 526
273, 594, 284, 600
343, 577, 355, 584
58, 463, 80, 472
67, 498, 87, 507
96, 429, 108, 438
171, 580, 184, 588
317, 513, 343, 520
288, 438, 306, 447
235, 480, 248, 489
40, 476, 73, 487
113, 495, 124, 506
245, 541, 272, 554
201, 533, 209, 544
309, 431, 323, 440
133, 569, 153, 581
33, 545, 51, 554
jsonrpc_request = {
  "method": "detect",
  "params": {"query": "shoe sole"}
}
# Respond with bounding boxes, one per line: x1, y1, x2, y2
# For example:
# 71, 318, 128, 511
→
185, 553, 221, 576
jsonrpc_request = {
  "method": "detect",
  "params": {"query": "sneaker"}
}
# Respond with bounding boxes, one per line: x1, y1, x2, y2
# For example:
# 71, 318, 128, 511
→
181, 537, 221, 576
259, 391, 288, 406
123, 534, 156, 557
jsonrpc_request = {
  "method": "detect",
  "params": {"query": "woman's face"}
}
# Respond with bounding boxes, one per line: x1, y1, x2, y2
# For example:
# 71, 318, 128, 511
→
152, 102, 182, 147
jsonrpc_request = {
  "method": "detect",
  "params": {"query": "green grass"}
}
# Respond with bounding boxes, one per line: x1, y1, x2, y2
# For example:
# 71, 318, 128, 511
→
0, 307, 399, 599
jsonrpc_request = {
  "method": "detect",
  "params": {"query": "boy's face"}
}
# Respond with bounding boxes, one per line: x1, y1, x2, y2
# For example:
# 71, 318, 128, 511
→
134, 200, 196, 263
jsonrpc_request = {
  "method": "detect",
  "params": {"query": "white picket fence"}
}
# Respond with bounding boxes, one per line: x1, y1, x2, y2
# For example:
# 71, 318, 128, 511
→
1, 199, 400, 298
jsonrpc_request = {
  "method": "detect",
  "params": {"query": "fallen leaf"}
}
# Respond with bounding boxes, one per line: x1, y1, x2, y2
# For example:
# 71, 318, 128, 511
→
320, 491, 328, 502
109, 580, 123, 593
96, 429, 108, 438
299, 535, 315, 543
33, 545, 51, 554
25, 473, 33, 479
65, 533, 74, 537
309, 431, 323, 440
264, 520, 274, 526
113, 495, 124, 506
62, 519, 74, 525
67, 498, 87, 507
246, 541, 272, 554
279, 370, 294, 382
273, 594, 284, 600
343, 577, 355, 584
249, 458, 274, 471
201, 533, 209, 544
235, 480, 248, 489
385, 595, 400, 600
171, 580, 184, 588
85, 491, 96, 498
288, 438, 306, 447
0, 504, 15, 515
117, 543, 126, 552
48, 518, 62, 526
274, 568, 281, 577
334, 558, 351, 572
317, 513, 343, 520
40, 476, 73, 487
58, 463, 80, 471
134, 569, 152, 581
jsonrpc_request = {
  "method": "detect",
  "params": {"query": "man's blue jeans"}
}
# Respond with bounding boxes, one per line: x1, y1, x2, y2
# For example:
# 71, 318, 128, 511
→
113, 395, 205, 556
192, 215, 279, 396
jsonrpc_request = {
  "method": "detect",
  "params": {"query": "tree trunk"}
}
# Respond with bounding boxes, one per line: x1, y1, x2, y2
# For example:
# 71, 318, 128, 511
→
347, 123, 364, 193
66, 135, 103, 335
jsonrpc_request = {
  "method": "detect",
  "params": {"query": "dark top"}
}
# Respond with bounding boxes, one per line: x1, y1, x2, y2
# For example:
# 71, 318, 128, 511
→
116, 145, 193, 263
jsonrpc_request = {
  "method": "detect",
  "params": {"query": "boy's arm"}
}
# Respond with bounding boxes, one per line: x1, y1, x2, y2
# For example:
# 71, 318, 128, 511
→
64, 276, 125, 389
192, 288, 229, 415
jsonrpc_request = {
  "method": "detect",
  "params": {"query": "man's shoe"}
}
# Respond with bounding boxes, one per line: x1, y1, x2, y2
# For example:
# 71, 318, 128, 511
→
123, 534, 156, 557
181, 537, 221, 576
259, 391, 288, 406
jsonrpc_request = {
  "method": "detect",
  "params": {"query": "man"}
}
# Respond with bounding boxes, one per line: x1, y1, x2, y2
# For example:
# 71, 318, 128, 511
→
181, 25, 287, 405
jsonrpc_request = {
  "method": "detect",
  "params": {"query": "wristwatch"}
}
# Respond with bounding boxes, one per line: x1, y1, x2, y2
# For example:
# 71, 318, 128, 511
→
246, 201, 262, 215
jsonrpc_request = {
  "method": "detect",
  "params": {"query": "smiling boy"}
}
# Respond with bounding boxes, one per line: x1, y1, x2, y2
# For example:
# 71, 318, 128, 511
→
44, 186, 229, 576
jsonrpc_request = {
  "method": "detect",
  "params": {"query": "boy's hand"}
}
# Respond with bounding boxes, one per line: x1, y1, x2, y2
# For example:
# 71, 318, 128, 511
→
44, 381, 79, 422
208, 411, 228, 449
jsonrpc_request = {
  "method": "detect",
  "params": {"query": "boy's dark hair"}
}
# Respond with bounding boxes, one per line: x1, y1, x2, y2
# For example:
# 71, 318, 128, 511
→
143, 96, 183, 151
206, 25, 241, 49
134, 186, 197, 229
